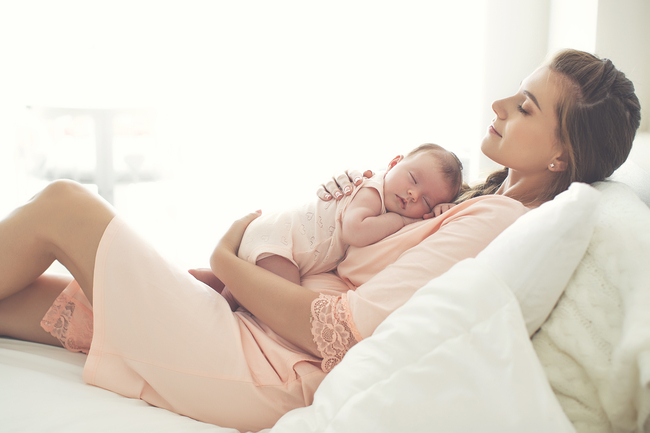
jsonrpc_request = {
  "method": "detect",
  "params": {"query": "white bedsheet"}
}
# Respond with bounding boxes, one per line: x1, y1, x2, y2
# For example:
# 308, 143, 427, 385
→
0, 338, 236, 433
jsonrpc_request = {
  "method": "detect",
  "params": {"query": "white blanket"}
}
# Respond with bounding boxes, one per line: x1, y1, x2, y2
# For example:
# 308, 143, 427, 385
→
269, 260, 575, 433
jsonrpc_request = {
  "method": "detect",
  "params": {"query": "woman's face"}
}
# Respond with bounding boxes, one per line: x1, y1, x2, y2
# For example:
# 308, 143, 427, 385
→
481, 66, 566, 173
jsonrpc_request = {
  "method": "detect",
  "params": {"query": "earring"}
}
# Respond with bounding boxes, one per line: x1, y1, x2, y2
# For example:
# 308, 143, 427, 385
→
550, 163, 555, 169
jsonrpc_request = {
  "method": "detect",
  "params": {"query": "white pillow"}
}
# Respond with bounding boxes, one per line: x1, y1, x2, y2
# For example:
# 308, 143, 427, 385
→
475, 182, 601, 335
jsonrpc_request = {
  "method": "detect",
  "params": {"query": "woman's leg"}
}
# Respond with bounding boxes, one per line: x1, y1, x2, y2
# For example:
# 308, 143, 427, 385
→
0, 179, 116, 307
0, 274, 71, 346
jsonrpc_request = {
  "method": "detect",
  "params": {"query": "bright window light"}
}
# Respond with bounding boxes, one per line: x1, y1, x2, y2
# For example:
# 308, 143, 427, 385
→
1, 1, 487, 268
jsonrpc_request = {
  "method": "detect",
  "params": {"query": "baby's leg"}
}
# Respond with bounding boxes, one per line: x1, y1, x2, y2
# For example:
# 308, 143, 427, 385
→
214, 255, 300, 312
255, 255, 301, 285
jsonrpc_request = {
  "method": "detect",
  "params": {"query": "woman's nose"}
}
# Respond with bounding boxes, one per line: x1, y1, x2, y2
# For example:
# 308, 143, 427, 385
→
492, 98, 507, 120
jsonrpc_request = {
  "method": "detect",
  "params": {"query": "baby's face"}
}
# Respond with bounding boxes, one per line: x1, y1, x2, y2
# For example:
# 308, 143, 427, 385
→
383, 152, 455, 218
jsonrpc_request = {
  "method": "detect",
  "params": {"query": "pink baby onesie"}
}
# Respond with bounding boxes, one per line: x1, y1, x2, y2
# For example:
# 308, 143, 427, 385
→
238, 175, 385, 276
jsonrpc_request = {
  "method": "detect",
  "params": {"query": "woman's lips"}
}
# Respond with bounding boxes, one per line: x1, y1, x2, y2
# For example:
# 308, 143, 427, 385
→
489, 125, 502, 137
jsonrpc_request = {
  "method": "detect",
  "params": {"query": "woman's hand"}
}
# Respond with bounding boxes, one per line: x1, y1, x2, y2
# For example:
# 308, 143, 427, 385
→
317, 169, 374, 201
205, 211, 261, 313
207, 210, 321, 356
188, 268, 240, 311
188, 268, 225, 293
210, 210, 262, 278
216, 211, 262, 255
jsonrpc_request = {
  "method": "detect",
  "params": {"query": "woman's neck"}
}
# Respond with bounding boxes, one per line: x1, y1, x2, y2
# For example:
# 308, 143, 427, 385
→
495, 170, 550, 208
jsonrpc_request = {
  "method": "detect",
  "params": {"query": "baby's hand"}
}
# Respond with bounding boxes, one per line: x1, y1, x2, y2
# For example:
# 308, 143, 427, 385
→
426, 203, 456, 219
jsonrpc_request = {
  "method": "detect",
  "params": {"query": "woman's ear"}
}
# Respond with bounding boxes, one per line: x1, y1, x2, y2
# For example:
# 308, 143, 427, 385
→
549, 150, 568, 172
387, 155, 404, 171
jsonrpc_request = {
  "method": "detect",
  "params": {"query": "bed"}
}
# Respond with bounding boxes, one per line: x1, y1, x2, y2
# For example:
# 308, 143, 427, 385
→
2, 134, 650, 433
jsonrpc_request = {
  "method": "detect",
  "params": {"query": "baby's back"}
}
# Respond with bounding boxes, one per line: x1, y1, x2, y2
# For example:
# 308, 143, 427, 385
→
238, 195, 347, 276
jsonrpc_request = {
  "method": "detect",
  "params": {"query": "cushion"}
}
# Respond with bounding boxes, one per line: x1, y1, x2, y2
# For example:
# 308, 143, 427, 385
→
475, 182, 601, 335
532, 181, 650, 432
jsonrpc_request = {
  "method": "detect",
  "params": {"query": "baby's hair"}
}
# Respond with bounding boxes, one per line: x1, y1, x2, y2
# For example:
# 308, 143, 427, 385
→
406, 143, 464, 201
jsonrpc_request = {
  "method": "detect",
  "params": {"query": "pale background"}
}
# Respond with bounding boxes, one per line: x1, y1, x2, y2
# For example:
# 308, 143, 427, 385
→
0, 0, 647, 271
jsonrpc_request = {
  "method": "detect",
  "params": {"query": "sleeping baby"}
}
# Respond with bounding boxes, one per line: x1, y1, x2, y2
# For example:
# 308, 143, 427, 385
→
222, 143, 464, 310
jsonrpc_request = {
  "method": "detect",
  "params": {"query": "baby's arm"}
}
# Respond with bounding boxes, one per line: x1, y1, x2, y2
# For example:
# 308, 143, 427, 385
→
341, 187, 413, 247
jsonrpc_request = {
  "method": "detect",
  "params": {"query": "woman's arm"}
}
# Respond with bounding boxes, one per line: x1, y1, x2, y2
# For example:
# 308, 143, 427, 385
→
210, 212, 320, 357
341, 187, 414, 247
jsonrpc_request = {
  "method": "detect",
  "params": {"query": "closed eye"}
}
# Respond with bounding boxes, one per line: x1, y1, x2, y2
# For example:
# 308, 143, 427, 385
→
410, 172, 417, 184
517, 104, 529, 115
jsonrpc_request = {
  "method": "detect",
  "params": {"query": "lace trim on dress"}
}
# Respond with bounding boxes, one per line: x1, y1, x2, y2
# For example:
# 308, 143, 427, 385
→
310, 293, 359, 373
40, 280, 93, 354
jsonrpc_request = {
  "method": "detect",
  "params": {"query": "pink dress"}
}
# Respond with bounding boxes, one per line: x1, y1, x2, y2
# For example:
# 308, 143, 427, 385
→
41, 195, 526, 431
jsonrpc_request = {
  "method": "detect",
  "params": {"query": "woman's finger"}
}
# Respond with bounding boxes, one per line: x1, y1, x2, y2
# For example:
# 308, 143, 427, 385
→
324, 179, 344, 200
346, 169, 374, 186
316, 185, 333, 201
335, 173, 354, 196
237, 210, 262, 225
318, 169, 374, 202
188, 268, 225, 292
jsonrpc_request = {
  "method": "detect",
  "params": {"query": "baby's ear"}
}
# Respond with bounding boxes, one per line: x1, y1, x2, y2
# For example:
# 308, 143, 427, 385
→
387, 155, 404, 171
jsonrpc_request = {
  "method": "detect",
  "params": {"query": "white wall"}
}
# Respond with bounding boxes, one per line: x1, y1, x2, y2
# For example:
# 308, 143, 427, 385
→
595, 0, 650, 133
547, 0, 599, 55
479, 0, 551, 177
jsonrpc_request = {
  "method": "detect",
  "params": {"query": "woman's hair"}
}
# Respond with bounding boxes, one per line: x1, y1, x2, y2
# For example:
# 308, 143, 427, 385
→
458, 49, 641, 204
407, 143, 464, 200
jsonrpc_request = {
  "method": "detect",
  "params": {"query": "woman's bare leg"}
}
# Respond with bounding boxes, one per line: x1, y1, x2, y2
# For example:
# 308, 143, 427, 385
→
0, 179, 116, 306
0, 274, 71, 347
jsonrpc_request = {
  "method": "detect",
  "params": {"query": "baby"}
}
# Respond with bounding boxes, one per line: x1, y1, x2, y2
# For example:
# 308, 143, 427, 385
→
222, 143, 463, 310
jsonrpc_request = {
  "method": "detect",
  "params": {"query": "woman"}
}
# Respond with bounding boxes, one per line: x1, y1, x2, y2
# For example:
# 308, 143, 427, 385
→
0, 50, 640, 431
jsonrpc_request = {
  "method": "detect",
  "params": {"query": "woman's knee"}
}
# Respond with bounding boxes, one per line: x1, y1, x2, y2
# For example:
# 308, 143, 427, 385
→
34, 180, 112, 218
37, 179, 93, 205
27, 180, 115, 242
